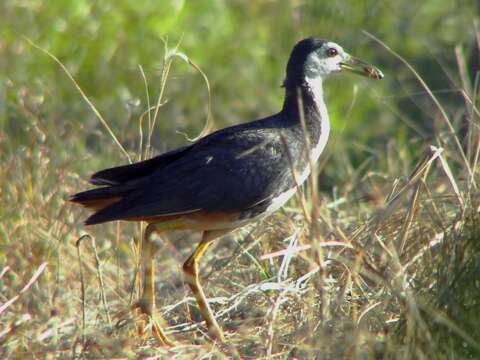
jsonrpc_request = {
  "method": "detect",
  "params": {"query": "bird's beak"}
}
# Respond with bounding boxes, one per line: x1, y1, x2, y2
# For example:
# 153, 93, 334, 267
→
340, 55, 384, 80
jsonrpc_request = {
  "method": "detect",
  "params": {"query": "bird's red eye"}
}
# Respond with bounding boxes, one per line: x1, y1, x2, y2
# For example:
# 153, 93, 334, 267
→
327, 48, 338, 57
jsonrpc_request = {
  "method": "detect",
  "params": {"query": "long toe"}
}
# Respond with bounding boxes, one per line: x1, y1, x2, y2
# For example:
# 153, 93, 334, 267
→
151, 318, 175, 347
205, 320, 226, 343
131, 301, 175, 346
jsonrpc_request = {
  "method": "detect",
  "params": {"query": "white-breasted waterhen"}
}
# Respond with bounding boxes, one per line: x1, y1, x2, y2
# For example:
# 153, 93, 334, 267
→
71, 37, 383, 345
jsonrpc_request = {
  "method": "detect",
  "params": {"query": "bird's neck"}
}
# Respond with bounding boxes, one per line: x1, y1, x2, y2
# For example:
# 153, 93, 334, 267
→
281, 76, 330, 182
305, 76, 325, 109
281, 76, 329, 137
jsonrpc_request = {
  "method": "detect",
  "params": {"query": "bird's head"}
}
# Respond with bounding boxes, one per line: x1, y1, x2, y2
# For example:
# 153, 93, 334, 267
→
284, 37, 383, 89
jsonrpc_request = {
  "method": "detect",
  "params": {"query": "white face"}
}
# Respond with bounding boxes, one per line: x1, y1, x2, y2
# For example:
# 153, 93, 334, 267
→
304, 41, 350, 79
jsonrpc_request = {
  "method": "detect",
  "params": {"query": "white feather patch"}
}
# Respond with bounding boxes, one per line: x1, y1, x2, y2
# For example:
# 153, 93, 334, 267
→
265, 77, 330, 213
299, 76, 330, 183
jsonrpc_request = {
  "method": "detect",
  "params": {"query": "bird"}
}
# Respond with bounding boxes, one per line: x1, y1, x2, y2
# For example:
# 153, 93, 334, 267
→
70, 37, 383, 345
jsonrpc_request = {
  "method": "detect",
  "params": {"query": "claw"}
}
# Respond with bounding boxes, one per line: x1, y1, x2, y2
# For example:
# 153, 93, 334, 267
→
131, 301, 175, 346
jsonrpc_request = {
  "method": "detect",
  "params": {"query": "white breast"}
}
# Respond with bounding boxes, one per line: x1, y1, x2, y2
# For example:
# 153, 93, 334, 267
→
299, 76, 330, 183
265, 187, 297, 213
266, 76, 330, 213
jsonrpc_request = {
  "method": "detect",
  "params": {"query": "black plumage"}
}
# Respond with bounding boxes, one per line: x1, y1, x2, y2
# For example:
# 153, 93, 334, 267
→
70, 37, 383, 344
71, 38, 327, 225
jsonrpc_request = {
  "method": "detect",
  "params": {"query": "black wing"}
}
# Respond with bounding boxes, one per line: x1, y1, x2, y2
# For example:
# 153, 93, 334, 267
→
84, 118, 301, 224
90, 145, 192, 185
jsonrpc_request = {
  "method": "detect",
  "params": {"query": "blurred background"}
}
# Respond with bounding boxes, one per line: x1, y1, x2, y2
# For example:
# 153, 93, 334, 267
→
1, 1, 480, 357
1, 0, 478, 189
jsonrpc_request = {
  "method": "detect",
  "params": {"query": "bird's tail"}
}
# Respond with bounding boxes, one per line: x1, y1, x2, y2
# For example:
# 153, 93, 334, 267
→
70, 185, 133, 216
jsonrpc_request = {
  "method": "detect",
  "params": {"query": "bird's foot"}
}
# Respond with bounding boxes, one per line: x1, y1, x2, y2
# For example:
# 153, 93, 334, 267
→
207, 325, 225, 343
130, 300, 175, 347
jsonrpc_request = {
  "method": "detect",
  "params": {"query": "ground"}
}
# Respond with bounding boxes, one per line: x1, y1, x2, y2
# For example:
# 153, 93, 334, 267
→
1, 5, 480, 357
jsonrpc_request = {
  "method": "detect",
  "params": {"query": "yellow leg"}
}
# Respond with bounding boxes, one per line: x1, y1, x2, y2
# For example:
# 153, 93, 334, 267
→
134, 223, 174, 346
183, 229, 229, 341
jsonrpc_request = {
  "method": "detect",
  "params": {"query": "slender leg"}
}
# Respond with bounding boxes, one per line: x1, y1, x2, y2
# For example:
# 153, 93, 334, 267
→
135, 223, 174, 346
183, 229, 230, 341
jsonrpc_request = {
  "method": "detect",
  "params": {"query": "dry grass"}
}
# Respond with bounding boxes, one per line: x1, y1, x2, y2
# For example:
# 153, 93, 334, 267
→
1, 39, 479, 359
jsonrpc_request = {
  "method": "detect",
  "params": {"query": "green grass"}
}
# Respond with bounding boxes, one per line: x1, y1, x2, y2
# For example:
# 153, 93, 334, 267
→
1, 1, 480, 358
